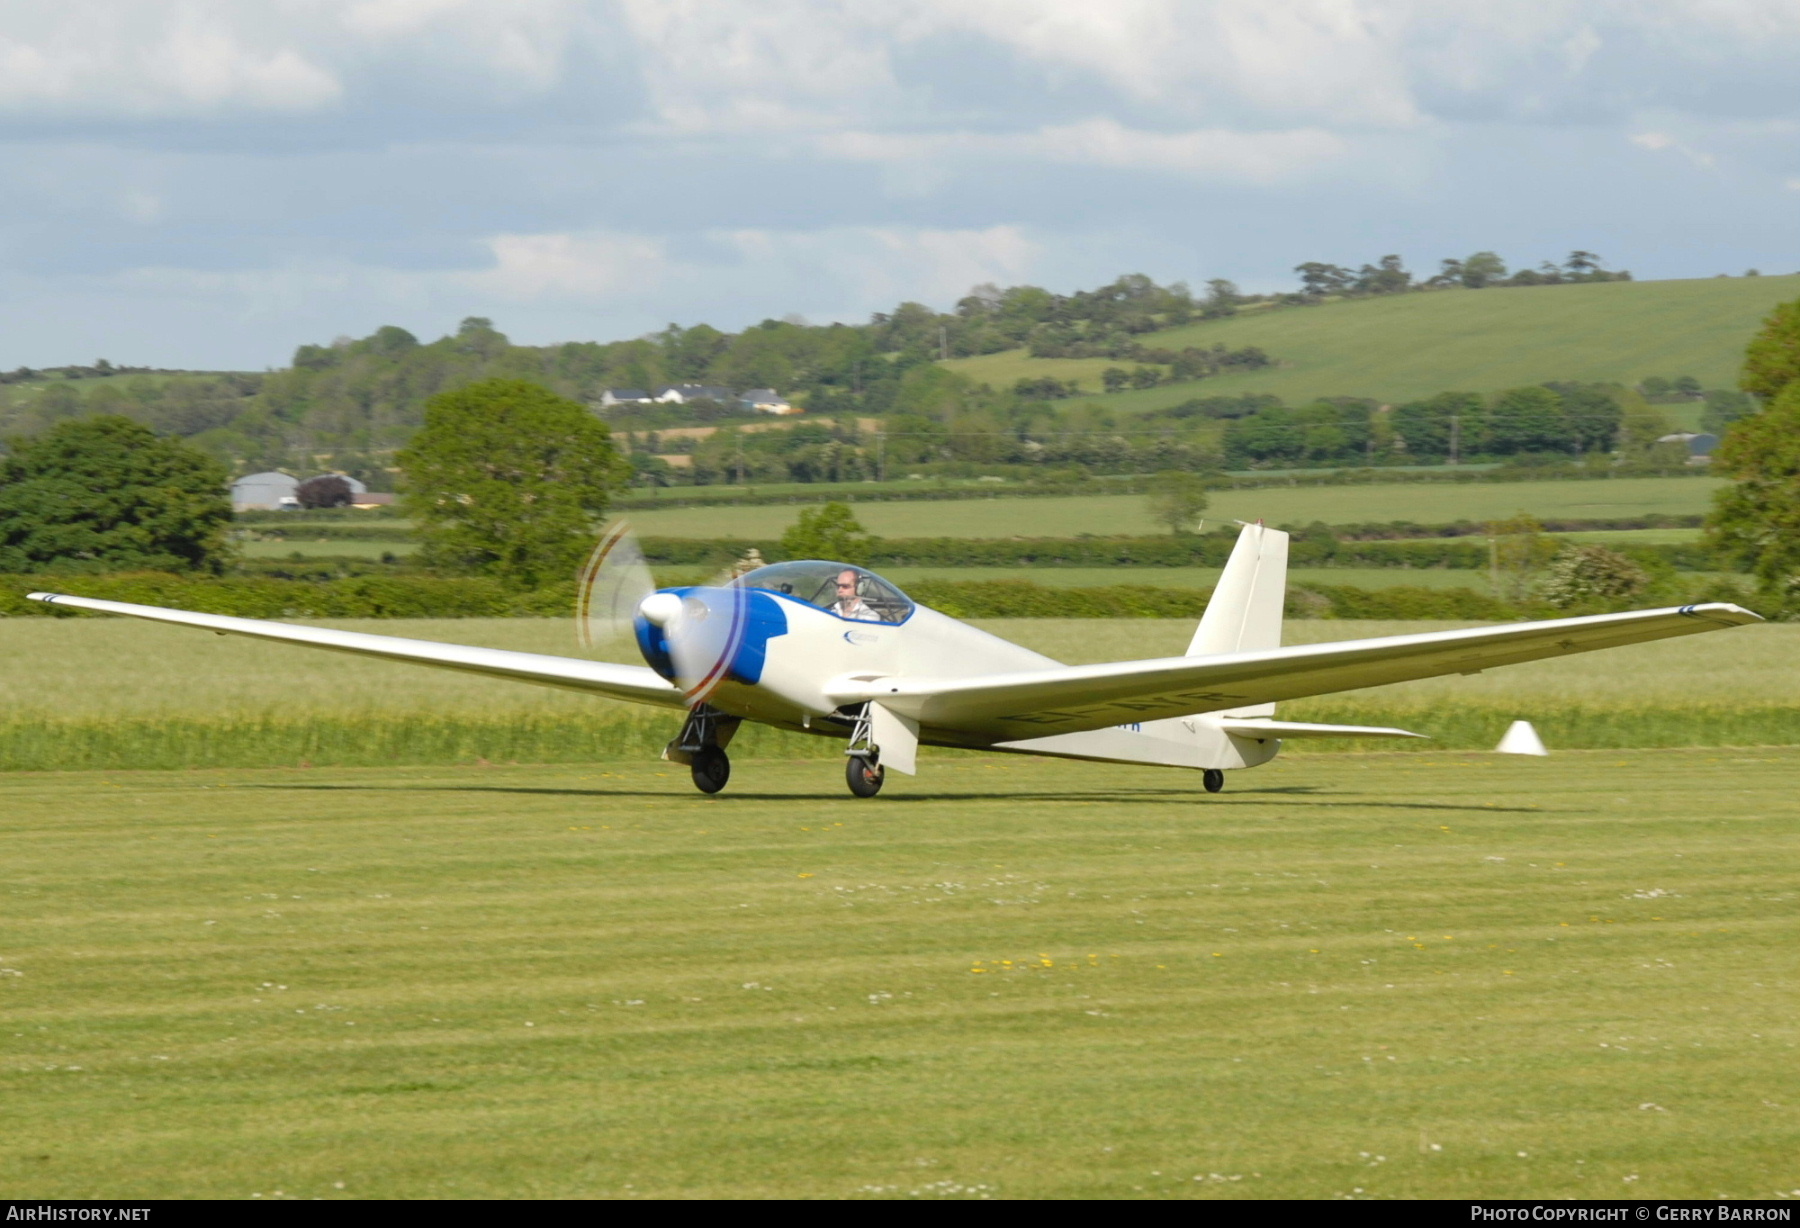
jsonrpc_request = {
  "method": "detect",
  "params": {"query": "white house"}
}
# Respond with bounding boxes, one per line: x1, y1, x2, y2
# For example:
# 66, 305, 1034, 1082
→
599, 389, 654, 407
653, 384, 735, 404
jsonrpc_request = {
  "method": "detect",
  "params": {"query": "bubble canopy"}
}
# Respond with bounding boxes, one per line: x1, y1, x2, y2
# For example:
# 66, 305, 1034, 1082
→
735, 561, 915, 624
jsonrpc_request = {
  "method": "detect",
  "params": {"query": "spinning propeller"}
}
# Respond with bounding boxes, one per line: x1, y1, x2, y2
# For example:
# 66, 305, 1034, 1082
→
577, 520, 749, 705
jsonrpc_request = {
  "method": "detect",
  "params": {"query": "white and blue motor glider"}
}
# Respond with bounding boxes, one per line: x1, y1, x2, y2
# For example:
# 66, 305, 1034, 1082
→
29, 522, 1759, 796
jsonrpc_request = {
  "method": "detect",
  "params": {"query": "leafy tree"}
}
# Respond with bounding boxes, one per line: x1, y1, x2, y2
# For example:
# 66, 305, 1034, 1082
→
1487, 512, 1555, 603
1354, 254, 1410, 295
1202, 278, 1240, 315
1540, 544, 1649, 611
0, 415, 232, 573
1145, 470, 1210, 536
1742, 298, 1800, 402
779, 502, 874, 564
397, 379, 630, 588
1616, 403, 1687, 472
1702, 389, 1755, 434
296, 474, 354, 508
1545, 383, 1624, 453
1293, 262, 1353, 297
1391, 391, 1482, 462
1487, 386, 1568, 454
1458, 252, 1509, 289
1707, 382, 1800, 611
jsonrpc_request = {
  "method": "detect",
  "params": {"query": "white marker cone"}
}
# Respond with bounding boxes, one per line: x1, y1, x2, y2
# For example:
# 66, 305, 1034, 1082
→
1495, 720, 1548, 756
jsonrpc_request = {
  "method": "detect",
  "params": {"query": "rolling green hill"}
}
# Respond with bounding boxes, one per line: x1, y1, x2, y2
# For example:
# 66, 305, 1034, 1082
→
942, 274, 1800, 410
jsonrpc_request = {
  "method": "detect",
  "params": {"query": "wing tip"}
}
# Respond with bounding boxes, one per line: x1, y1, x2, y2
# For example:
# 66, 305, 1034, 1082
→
26, 592, 58, 603
1680, 602, 1764, 625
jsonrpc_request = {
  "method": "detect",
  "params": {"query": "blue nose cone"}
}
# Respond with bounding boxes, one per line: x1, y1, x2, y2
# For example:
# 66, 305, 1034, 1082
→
633, 587, 789, 686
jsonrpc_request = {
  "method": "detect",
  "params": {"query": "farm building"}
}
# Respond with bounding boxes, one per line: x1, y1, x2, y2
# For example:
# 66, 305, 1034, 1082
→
231, 472, 299, 511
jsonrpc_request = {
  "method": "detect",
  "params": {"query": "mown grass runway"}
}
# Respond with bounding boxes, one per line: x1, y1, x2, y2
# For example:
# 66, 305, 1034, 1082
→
2, 751, 1796, 1199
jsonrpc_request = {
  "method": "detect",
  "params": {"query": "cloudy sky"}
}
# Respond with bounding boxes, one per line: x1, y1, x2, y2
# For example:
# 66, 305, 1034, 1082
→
2, 0, 1797, 370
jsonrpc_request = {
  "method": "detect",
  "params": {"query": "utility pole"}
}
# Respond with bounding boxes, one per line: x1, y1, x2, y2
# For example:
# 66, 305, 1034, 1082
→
939, 325, 948, 361
1448, 414, 1461, 466
876, 430, 886, 483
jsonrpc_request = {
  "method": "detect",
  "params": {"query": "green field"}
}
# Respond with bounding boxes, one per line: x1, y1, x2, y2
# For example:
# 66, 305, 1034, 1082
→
3, 749, 1797, 1199
621, 478, 1724, 539
9, 616, 1795, 719
942, 274, 1800, 409
880, 567, 1505, 591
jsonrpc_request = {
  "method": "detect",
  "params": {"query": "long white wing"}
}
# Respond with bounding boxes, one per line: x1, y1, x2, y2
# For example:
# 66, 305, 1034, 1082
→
28, 592, 685, 709
834, 603, 1760, 737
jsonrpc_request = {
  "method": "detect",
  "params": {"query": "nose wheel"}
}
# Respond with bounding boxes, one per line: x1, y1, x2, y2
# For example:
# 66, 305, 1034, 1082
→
846, 755, 885, 797
1202, 768, 1224, 793
691, 746, 731, 794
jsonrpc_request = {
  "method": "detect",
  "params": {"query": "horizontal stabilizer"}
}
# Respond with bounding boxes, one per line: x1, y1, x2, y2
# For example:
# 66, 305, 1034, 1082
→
1213, 718, 1426, 740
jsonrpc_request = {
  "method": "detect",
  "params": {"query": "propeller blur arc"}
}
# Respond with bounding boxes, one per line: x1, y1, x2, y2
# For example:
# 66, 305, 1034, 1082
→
576, 520, 654, 654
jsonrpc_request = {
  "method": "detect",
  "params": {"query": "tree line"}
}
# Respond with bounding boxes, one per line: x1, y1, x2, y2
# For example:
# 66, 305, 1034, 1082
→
0, 250, 1659, 483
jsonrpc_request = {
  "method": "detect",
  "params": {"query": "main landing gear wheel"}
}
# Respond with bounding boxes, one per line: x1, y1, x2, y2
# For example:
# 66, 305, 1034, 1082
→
846, 755, 885, 798
1202, 768, 1225, 794
691, 746, 731, 794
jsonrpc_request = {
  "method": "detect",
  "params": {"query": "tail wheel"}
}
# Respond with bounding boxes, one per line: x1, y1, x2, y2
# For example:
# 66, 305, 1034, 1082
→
846, 755, 885, 798
1202, 768, 1225, 794
691, 746, 731, 794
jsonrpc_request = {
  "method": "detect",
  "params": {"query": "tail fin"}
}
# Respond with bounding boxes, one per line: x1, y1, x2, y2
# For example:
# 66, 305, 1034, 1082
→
1188, 522, 1287, 717
1189, 522, 1287, 656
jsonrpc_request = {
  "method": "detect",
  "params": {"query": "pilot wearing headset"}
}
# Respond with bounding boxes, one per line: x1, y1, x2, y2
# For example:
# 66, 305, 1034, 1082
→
832, 569, 881, 621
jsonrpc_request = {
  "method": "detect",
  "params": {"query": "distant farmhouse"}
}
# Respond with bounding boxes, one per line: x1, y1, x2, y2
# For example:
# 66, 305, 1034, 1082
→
597, 389, 653, 407
231, 471, 389, 511
598, 385, 798, 415
1658, 431, 1719, 462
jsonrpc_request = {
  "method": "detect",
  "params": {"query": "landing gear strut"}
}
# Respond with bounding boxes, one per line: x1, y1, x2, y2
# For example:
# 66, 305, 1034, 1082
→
843, 702, 885, 797
1202, 768, 1225, 794
667, 705, 740, 794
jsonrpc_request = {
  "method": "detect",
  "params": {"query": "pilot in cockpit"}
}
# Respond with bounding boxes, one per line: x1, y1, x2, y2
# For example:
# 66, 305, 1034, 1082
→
832, 569, 881, 621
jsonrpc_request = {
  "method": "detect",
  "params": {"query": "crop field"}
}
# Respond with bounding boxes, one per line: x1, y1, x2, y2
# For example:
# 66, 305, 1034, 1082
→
941, 274, 1800, 410
620, 478, 1724, 540
0, 616, 1795, 773
238, 540, 417, 560
2, 749, 1797, 1199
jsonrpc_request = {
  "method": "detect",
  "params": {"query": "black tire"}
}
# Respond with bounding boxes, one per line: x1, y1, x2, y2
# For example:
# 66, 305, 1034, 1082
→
691, 746, 730, 794
846, 755, 885, 798
1202, 768, 1225, 794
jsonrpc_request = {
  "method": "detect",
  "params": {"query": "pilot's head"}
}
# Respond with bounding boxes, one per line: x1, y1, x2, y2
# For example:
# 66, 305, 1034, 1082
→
835, 570, 860, 602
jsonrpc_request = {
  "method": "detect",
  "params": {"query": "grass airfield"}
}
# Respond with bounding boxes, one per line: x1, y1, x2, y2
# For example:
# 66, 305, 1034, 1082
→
4, 750, 1797, 1199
